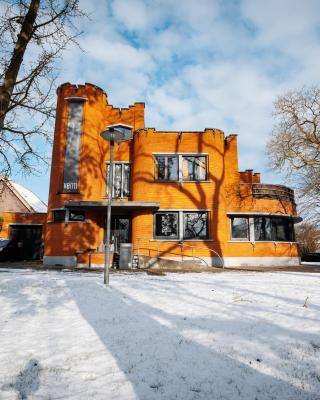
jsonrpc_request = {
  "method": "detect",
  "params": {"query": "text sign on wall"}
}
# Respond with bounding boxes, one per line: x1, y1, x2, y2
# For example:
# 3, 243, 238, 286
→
62, 99, 85, 193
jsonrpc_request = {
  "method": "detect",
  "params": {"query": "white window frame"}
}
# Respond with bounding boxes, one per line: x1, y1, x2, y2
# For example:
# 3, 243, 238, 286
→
106, 161, 131, 198
230, 216, 250, 241
153, 153, 208, 182
229, 215, 296, 243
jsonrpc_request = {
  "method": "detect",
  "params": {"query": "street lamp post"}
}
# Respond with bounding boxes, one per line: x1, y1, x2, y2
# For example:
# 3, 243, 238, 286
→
100, 125, 133, 286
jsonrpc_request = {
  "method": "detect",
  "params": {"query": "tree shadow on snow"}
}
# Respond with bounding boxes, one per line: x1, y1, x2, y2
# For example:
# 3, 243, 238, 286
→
66, 277, 318, 400
1, 359, 41, 399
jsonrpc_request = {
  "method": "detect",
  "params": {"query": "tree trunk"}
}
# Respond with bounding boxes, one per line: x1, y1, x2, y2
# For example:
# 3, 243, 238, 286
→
0, 0, 40, 128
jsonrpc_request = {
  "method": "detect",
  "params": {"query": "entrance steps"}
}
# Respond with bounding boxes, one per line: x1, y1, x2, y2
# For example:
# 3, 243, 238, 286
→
132, 254, 215, 271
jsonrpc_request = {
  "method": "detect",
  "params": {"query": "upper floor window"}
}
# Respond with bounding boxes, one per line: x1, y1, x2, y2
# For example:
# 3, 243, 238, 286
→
182, 156, 206, 181
106, 162, 131, 198
155, 156, 178, 181
154, 154, 207, 182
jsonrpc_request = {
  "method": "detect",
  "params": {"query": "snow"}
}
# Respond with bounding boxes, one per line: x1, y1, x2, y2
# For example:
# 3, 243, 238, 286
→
0, 269, 319, 400
10, 181, 47, 213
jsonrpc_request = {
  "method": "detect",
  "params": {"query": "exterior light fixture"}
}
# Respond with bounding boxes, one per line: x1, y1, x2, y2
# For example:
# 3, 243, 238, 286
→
100, 124, 133, 286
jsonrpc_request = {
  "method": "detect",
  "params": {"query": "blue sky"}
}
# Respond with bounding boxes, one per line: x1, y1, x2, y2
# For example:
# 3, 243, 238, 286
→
14, 0, 320, 203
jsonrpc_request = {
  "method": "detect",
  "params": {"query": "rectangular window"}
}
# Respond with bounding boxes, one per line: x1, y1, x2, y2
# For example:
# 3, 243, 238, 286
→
155, 212, 179, 239
69, 210, 86, 222
52, 210, 66, 222
106, 162, 131, 198
182, 156, 207, 181
231, 217, 249, 240
155, 156, 178, 181
154, 211, 209, 240
62, 100, 85, 193
183, 212, 208, 239
154, 154, 207, 182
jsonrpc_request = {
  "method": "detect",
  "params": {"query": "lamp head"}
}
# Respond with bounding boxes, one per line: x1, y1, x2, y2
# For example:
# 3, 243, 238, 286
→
100, 124, 133, 143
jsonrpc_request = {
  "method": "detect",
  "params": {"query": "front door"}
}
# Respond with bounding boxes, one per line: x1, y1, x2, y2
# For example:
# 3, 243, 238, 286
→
105, 215, 131, 253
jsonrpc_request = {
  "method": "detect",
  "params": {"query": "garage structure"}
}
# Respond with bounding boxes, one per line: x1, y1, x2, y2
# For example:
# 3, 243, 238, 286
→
0, 176, 47, 261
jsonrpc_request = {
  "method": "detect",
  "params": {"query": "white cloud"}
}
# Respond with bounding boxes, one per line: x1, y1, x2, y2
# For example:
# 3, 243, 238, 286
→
112, 0, 149, 30
27, 0, 320, 201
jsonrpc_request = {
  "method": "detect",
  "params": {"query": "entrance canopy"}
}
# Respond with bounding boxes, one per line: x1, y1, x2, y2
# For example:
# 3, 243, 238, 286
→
64, 200, 160, 212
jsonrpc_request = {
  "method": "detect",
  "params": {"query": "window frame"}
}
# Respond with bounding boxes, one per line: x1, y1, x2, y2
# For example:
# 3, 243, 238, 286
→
51, 208, 86, 223
106, 161, 131, 198
153, 153, 208, 182
154, 210, 210, 241
154, 155, 179, 181
229, 215, 296, 242
154, 212, 179, 239
68, 209, 86, 222
230, 217, 250, 241
52, 209, 66, 223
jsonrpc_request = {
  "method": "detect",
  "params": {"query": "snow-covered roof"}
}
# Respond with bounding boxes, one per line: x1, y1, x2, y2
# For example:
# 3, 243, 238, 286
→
9, 180, 47, 213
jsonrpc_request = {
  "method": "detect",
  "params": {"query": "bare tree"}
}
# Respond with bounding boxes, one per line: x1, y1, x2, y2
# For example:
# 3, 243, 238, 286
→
0, 0, 85, 175
267, 87, 320, 224
295, 222, 320, 255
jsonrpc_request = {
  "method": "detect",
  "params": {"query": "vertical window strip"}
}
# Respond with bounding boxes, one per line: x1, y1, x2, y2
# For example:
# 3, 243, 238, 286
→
106, 162, 131, 198
62, 100, 85, 193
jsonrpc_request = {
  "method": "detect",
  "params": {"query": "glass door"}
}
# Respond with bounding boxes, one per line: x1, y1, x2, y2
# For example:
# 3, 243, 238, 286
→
104, 215, 131, 253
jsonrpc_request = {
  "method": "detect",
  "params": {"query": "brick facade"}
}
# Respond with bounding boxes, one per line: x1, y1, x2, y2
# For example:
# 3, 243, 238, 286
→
43, 83, 300, 267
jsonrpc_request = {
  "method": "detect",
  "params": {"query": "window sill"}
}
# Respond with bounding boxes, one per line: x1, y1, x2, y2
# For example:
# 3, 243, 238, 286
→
57, 191, 81, 195
101, 197, 130, 200
150, 239, 213, 242
228, 240, 297, 244
47, 220, 88, 224
152, 180, 211, 183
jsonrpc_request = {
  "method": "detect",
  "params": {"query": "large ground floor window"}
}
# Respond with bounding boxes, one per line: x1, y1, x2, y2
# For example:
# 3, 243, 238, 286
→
230, 215, 295, 242
154, 211, 209, 240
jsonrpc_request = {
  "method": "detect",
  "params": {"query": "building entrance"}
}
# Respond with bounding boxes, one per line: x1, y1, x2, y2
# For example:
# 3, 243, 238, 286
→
104, 215, 131, 254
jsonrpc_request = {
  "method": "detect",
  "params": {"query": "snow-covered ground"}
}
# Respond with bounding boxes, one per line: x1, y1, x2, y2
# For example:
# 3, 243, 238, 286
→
0, 269, 319, 400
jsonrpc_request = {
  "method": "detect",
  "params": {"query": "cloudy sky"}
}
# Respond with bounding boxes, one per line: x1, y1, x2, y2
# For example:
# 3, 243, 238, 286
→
15, 0, 320, 203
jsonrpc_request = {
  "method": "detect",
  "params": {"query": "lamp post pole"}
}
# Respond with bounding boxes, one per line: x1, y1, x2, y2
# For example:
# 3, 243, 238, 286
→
100, 124, 132, 286
104, 132, 114, 286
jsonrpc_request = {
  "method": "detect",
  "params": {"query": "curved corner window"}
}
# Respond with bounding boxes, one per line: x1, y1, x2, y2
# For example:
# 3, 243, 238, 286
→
230, 215, 295, 242
254, 217, 294, 242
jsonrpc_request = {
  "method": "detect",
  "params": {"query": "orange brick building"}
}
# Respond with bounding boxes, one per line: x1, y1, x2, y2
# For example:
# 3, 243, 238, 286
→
43, 83, 301, 268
